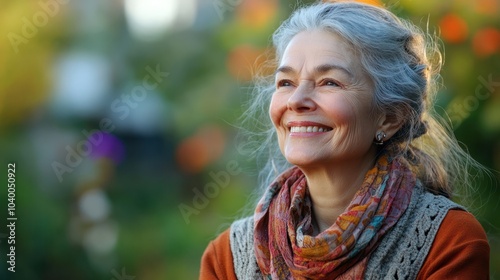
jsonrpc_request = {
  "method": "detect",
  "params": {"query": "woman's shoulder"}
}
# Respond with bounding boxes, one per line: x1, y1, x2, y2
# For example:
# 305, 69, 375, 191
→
365, 185, 480, 278
200, 228, 236, 280
417, 209, 490, 279
436, 209, 488, 240
200, 217, 255, 280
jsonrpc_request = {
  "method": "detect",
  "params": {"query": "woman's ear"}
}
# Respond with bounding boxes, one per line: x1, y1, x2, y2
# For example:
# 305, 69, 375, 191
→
376, 111, 404, 141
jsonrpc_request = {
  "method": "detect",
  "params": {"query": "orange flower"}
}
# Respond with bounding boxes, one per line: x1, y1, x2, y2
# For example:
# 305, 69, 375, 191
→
236, 0, 278, 29
226, 45, 267, 81
473, 28, 500, 57
439, 13, 468, 44
474, 0, 499, 16
176, 125, 226, 173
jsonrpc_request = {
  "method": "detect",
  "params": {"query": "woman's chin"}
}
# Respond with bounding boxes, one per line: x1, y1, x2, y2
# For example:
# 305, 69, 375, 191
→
284, 154, 324, 169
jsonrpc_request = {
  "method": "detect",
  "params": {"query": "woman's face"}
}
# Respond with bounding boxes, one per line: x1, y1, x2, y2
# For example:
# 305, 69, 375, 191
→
270, 29, 381, 169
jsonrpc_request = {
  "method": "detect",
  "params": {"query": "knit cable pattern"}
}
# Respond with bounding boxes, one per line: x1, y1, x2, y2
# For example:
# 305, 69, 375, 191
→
364, 182, 463, 279
230, 217, 261, 279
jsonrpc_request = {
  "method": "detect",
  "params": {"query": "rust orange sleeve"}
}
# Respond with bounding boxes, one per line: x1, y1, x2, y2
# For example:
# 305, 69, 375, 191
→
200, 229, 238, 280
417, 209, 490, 279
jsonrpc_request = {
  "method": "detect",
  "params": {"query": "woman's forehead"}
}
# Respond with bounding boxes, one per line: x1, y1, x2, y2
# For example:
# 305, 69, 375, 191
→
278, 30, 362, 76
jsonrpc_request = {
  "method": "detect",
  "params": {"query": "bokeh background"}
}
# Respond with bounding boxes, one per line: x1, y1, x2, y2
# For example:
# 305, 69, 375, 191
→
0, 0, 499, 279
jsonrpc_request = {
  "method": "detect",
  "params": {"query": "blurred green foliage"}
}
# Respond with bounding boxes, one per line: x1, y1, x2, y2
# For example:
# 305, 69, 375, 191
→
0, 0, 498, 279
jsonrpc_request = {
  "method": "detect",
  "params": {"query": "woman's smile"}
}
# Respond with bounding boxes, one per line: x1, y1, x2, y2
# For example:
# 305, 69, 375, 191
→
287, 121, 333, 136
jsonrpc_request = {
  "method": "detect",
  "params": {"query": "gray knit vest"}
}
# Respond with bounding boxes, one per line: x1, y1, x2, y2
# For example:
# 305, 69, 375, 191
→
229, 183, 464, 279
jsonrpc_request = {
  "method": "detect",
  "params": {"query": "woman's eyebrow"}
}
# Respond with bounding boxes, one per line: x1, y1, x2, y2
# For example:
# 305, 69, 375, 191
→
275, 63, 353, 78
314, 63, 353, 78
275, 65, 295, 75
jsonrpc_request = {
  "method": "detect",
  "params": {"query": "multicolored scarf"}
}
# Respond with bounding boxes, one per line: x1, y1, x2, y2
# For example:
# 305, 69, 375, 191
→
253, 153, 416, 279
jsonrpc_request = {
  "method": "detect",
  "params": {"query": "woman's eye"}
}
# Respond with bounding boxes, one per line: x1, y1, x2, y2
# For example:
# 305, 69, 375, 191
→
322, 79, 341, 87
277, 80, 293, 88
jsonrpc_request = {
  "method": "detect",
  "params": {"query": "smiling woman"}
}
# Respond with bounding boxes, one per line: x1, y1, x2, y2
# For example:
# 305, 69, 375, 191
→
200, 1, 490, 279
270, 30, 386, 232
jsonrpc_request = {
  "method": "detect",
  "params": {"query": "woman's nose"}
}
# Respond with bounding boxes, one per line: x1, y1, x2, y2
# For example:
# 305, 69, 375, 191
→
287, 83, 317, 112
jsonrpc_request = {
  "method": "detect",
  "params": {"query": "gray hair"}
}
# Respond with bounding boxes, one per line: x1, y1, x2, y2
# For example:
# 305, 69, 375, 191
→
239, 1, 483, 202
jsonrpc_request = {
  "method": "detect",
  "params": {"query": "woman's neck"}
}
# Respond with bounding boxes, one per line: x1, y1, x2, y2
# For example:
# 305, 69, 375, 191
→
301, 152, 377, 234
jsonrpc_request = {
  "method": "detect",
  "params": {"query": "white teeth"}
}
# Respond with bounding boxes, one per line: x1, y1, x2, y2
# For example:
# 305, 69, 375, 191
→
290, 126, 331, 133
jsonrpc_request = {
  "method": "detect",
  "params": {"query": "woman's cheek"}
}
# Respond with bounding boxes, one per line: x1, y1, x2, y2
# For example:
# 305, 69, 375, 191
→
320, 99, 354, 126
269, 94, 287, 128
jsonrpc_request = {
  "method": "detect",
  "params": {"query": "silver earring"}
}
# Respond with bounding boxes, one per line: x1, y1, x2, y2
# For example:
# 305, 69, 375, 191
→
374, 131, 386, 145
